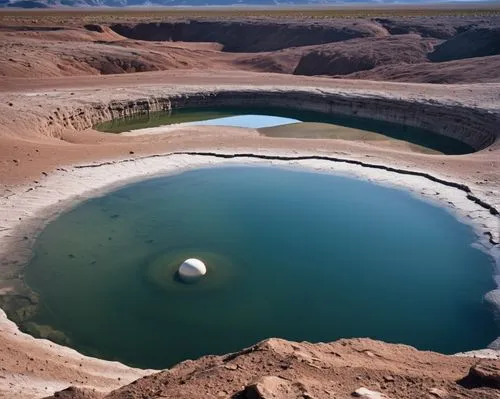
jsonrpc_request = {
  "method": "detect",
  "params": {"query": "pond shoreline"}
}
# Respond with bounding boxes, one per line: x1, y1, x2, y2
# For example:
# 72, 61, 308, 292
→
1, 152, 499, 369
20, 158, 500, 369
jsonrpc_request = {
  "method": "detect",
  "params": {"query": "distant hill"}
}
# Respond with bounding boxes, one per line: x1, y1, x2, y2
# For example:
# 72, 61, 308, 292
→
1, 0, 496, 9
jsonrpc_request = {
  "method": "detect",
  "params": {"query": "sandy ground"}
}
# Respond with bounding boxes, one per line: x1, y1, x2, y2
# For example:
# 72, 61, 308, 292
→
0, 57, 499, 399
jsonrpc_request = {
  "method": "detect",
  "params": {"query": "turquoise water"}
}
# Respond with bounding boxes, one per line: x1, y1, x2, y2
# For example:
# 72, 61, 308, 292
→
95, 107, 474, 155
23, 167, 496, 369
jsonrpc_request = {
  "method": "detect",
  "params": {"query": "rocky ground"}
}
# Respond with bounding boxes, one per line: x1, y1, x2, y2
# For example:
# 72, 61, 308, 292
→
44, 338, 500, 399
0, 8, 499, 399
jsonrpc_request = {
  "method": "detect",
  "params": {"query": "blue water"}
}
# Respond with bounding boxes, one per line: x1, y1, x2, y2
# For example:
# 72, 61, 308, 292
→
185, 114, 300, 128
22, 167, 497, 369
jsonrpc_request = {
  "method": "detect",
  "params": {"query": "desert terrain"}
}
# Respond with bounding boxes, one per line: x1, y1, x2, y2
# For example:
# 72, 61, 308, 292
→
0, 7, 500, 399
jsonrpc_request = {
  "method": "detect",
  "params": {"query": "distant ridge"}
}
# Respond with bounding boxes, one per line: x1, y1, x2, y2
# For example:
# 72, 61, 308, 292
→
1, 0, 498, 9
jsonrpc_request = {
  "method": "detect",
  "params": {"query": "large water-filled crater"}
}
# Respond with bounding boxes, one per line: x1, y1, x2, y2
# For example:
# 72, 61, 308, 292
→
95, 106, 475, 155
20, 166, 497, 369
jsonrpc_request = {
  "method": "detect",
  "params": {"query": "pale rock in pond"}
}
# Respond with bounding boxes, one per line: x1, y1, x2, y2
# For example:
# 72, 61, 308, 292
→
178, 258, 207, 282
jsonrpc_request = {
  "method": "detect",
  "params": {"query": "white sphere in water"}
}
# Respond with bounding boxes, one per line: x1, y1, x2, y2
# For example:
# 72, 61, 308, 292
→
178, 258, 207, 282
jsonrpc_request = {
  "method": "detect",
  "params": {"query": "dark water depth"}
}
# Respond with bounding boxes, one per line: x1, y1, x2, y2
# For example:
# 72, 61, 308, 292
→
23, 167, 496, 368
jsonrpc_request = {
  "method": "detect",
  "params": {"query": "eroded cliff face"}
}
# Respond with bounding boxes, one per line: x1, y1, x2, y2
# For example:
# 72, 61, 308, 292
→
429, 27, 500, 62
292, 34, 436, 76
109, 19, 389, 53
107, 16, 500, 54
48, 89, 497, 152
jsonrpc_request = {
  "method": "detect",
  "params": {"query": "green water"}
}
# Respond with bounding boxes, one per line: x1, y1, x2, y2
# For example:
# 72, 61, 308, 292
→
23, 167, 496, 369
95, 107, 474, 155
96, 108, 240, 133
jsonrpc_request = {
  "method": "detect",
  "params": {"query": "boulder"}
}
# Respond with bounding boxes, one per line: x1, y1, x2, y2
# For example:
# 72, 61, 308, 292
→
458, 360, 500, 389
243, 376, 297, 399
352, 387, 390, 399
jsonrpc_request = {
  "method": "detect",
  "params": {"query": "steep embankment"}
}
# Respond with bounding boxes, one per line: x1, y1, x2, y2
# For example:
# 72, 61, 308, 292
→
335, 25, 500, 83
344, 54, 500, 84
292, 34, 436, 76
109, 19, 389, 52
372, 16, 500, 39
428, 26, 500, 62
289, 21, 500, 81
